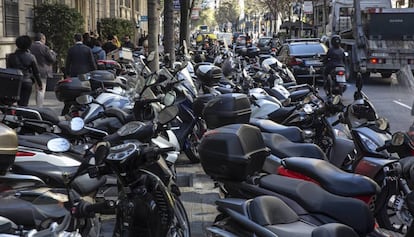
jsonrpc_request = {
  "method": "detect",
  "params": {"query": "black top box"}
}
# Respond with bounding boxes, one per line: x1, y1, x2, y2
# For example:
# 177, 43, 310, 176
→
0, 68, 23, 104
203, 93, 251, 129
199, 123, 269, 181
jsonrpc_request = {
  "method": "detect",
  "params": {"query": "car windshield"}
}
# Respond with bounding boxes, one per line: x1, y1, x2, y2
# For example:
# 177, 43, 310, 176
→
258, 38, 271, 45
290, 44, 327, 55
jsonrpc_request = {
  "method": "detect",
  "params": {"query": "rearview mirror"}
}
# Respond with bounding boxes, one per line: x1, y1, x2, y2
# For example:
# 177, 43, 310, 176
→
332, 95, 341, 105
163, 91, 176, 106
70, 117, 85, 132
391, 132, 405, 146
47, 138, 71, 152
376, 117, 389, 131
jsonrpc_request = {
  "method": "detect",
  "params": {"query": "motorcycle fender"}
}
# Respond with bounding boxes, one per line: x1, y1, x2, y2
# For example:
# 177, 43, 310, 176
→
328, 137, 355, 168
354, 157, 398, 179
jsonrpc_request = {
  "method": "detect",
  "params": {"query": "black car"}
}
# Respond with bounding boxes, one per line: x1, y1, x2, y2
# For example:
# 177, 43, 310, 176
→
257, 37, 280, 53
276, 39, 328, 84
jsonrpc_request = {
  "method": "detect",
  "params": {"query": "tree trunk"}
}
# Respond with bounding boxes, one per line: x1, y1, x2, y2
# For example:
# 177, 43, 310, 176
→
179, 0, 190, 48
148, 0, 160, 72
164, 0, 175, 67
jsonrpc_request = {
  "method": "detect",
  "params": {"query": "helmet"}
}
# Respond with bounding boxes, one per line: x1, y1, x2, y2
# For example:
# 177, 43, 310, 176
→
347, 99, 377, 126
331, 35, 341, 48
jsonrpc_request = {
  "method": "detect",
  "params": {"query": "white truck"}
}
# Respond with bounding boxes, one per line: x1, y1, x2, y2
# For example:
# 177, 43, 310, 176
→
326, 0, 414, 80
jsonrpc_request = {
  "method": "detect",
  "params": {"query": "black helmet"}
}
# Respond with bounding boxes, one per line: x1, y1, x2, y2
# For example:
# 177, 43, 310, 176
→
331, 35, 341, 48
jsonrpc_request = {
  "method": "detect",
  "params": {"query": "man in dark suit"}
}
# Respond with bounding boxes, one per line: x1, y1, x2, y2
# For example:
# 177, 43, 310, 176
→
30, 32, 56, 107
65, 33, 97, 77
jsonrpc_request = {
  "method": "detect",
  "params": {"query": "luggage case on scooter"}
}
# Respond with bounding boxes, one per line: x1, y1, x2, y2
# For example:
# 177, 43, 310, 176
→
0, 123, 18, 175
199, 124, 269, 181
89, 70, 118, 90
203, 93, 251, 129
0, 68, 23, 104
54, 75, 91, 102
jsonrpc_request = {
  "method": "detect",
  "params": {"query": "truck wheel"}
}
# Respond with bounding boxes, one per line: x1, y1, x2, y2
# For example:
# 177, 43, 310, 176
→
381, 72, 392, 78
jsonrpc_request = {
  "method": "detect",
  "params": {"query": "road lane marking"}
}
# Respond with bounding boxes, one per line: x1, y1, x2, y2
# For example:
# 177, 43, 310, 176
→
393, 100, 411, 110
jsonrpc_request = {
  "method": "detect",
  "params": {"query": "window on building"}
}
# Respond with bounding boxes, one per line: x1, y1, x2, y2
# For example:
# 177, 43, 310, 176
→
4, 0, 19, 37
125, 0, 130, 8
135, 0, 139, 11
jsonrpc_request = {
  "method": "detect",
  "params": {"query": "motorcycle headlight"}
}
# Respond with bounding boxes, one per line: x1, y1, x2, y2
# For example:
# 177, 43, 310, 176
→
358, 133, 379, 152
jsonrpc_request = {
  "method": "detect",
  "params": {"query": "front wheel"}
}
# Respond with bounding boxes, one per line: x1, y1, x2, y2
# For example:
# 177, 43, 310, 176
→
375, 182, 412, 234
184, 120, 206, 163
169, 196, 191, 237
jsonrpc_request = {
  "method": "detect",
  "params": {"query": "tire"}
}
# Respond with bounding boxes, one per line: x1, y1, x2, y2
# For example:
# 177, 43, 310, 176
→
381, 72, 392, 78
170, 197, 191, 237
184, 120, 206, 163
375, 182, 412, 234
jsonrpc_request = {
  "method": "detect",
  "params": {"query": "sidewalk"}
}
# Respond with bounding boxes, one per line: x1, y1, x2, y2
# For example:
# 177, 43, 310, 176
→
32, 91, 220, 237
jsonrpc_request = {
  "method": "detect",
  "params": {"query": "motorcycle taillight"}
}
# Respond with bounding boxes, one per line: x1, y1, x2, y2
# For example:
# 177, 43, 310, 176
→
337, 70, 345, 76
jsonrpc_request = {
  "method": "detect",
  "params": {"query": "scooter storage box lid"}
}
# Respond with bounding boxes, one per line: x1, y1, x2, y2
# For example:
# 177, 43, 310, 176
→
89, 70, 117, 90
192, 94, 215, 117
199, 124, 269, 181
0, 123, 17, 175
0, 68, 23, 104
195, 64, 222, 86
54, 76, 91, 102
203, 93, 251, 129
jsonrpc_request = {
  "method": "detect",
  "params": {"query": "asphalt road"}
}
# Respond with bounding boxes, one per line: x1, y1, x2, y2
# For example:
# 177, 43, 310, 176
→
337, 73, 414, 133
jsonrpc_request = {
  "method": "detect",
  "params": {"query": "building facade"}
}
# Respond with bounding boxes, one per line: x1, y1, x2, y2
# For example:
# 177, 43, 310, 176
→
0, 0, 147, 67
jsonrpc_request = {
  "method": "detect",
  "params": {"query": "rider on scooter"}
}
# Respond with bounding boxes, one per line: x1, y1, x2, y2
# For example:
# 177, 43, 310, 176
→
323, 35, 345, 95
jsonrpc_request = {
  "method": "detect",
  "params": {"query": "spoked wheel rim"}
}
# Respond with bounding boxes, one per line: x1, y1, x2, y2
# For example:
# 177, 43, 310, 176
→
169, 197, 191, 237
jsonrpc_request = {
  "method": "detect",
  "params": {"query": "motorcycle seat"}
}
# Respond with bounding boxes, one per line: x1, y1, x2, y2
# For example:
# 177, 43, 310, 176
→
258, 174, 375, 235
261, 132, 327, 160
18, 133, 60, 151
247, 196, 358, 237
267, 106, 296, 124
12, 161, 106, 196
281, 157, 380, 197
289, 89, 310, 102
0, 196, 67, 228
23, 106, 61, 124
250, 118, 303, 143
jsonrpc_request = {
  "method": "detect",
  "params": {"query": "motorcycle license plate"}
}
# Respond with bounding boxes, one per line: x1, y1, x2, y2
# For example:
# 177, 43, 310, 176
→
336, 75, 346, 83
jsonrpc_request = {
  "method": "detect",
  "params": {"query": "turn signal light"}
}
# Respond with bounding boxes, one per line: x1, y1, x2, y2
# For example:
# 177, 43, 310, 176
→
370, 58, 378, 64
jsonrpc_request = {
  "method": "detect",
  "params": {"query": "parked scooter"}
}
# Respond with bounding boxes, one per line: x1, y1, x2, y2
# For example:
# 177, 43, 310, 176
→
198, 123, 385, 236
207, 195, 360, 237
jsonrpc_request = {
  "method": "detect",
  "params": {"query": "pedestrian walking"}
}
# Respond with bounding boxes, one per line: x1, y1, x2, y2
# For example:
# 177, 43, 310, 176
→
91, 37, 106, 62
102, 35, 118, 54
122, 35, 136, 50
30, 32, 56, 107
65, 33, 97, 78
6, 35, 43, 106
